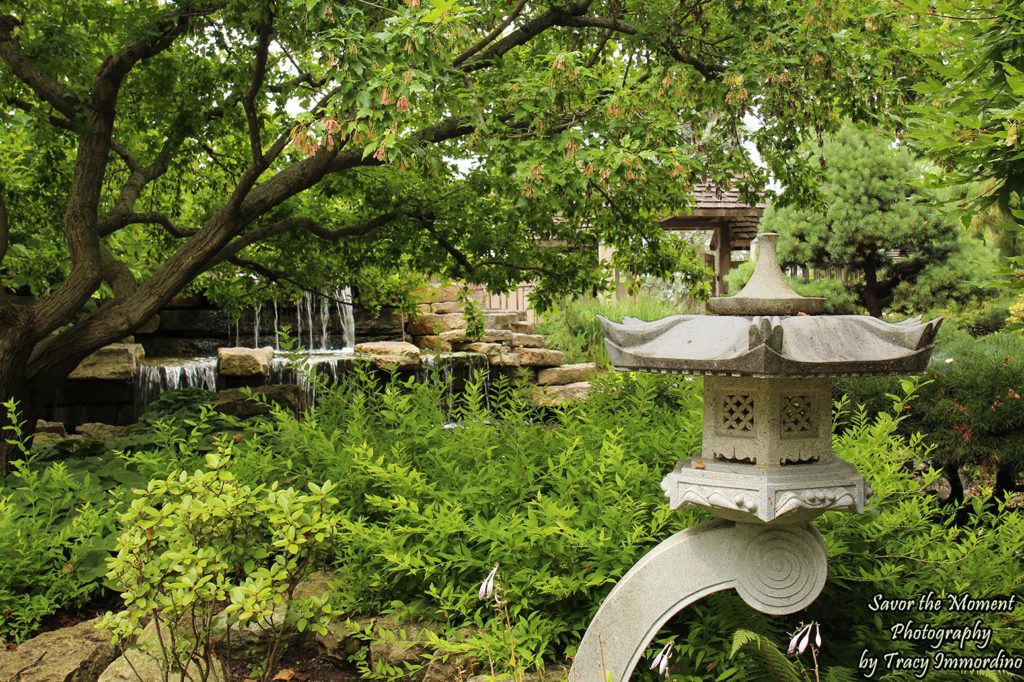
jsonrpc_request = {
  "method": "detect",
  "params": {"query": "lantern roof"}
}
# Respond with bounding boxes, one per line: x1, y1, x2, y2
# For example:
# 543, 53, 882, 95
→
598, 232, 941, 377
599, 313, 941, 377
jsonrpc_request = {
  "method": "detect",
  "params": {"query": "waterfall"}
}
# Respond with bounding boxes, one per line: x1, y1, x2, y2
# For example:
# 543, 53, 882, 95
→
135, 358, 219, 411
269, 351, 354, 406
273, 300, 280, 350
335, 287, 356, 349
304, 293, 315, 349
320, 297, 330, 349
253, 303, 262, 348
132, 286, 363, 412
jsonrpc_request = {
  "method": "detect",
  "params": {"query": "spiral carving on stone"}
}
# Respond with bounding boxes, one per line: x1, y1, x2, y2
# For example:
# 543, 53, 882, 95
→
735, 524, 827, 614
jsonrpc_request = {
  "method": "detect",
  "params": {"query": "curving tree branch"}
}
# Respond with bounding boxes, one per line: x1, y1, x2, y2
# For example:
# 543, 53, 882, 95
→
460, 2, 595, 73
453, 0, 529, 67
213, 211, 402, 265
96, 211, 197, 239
242, 21, 274, 164
662, 37, 723, 80
0, 15, 80, 120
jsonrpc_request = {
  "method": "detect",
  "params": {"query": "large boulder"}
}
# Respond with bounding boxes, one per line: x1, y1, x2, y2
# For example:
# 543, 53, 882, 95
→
430, 301, 461, 314
482, 312, 518, 330
355, 341, 422, 369
34, 419, 67, 436
69, 343, 145, 380
213, 384, 306, 418
491, 350, 521, 367
98, 620, 224, 682
217, 346, 274, 376
511, 333, 545, 348
0, 616, 118, 682
413, 335, 453, 351
76, 423, 129, 440
455, 342, 503, 360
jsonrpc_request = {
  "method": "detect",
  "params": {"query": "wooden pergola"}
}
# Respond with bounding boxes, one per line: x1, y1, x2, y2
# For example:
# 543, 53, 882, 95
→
659, 183, 765, 295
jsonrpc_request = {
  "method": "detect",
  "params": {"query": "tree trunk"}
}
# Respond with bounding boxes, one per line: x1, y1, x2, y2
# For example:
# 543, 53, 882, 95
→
862, 263, 883, 318
0, 315, 42, 476
994, 464, 1021, 505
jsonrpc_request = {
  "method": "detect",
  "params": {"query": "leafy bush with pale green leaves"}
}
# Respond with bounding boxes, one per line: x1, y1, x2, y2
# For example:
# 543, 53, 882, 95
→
100, 452, 338, 682
216, 368, 706, 675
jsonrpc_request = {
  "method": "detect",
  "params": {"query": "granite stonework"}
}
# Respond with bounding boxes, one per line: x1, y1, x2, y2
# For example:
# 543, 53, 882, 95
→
571, 520, 828, 682
570, 233, 942, 681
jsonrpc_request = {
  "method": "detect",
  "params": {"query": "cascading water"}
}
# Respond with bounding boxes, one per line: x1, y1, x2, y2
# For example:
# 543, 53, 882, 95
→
131, 288, 497, 419
135, 358, 219, 411
135, 288, 359, 411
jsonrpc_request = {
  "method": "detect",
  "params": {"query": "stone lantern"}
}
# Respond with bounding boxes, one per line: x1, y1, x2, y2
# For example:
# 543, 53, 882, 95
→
569, 233, 941, 681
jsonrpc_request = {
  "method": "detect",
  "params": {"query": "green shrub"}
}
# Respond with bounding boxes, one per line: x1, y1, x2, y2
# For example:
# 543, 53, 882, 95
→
837, 327, 1024, 501
535, 295, 690, 365
6, 365, 1024, 679
0, 400, 125, 642
101, 452, 338, 682
0, 390, 248, 644
810, 392, 1024, 680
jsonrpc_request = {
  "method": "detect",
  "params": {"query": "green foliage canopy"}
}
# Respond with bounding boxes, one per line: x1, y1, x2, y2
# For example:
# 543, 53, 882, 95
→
0, 0, 927, 459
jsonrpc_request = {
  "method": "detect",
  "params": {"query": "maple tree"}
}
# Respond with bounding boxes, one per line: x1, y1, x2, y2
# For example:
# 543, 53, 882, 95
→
1, 0, 920, 466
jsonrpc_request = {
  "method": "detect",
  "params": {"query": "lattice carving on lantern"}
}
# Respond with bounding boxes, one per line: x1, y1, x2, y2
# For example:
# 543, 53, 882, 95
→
781, 395, 813, 436
722, 394, 755, 433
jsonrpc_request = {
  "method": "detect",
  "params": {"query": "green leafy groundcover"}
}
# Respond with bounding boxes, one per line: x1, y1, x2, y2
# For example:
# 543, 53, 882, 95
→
2, 370, 1023, 681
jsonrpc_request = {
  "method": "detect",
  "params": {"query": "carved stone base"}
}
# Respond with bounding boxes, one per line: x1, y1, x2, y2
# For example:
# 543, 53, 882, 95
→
661, 457, 870, 524
568, 520, 827, 682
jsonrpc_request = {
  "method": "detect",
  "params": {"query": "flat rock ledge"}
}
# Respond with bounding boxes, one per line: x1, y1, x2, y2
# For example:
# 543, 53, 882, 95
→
0, 616, 118, 682
355, 341, 422, 369
536, 362, 597, 386
214, 384, 306, 417
69, 343, 145, 380
531, 381, 593, 407
218, 345, 274, 376
516, 348, 566, 367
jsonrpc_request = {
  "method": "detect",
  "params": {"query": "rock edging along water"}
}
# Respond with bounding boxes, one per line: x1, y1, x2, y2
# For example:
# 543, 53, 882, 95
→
50, 340, 595, 433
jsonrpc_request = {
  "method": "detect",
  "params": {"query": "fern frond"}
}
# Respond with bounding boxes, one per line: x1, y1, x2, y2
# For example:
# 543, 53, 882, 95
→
730, 629, 803, 682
